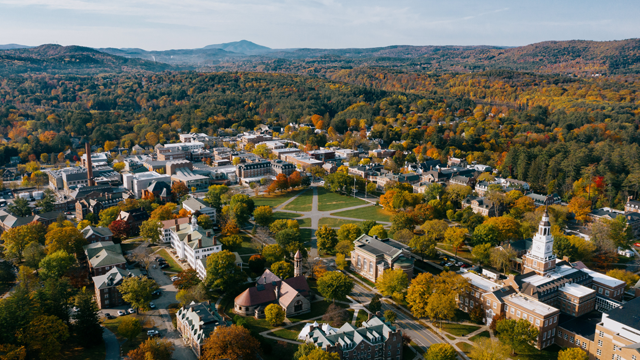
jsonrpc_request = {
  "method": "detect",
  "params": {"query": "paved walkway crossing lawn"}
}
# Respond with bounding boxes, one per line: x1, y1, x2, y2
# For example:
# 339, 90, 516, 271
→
253, 190, 305, 208
316, 187, 369, 211
282, 189, 313, 211
331, 205, 393, 222
318, 217, 364, 228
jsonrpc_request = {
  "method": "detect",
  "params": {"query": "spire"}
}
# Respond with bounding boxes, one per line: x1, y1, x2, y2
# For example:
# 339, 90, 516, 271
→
294, 250, 302, 260
294, 250, 302, 277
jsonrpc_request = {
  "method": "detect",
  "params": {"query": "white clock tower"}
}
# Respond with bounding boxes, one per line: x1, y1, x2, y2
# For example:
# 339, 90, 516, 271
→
523, 206, 557, 275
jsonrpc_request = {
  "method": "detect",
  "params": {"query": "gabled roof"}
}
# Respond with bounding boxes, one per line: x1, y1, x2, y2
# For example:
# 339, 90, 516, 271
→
306, 316, 397, 350
81, 225, 113, 239
83, 241, 125, 268
93, 267, 142, 290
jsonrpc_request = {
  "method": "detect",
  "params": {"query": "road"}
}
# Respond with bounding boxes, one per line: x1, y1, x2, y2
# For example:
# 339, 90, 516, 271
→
100, 254, 197, 360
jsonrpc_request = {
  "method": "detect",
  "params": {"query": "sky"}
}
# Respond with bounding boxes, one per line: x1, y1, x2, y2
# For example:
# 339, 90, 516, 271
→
0, 0, 638, 50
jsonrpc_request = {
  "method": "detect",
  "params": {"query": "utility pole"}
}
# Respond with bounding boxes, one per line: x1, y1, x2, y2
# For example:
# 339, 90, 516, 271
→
353, 176, 356, 198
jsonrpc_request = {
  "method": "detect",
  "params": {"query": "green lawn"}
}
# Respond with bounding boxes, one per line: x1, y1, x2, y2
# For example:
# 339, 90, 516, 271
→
318, 217, 364, 228
254, 190, 304, 208
456, 342, 474, 355
345, 269, 376, 289
470, 331, 490, 343
155, 249, 183, 273
287, 301, 349, 322
235, 237, 260, 255
317, 187, 368, 211
331, 206, 393, 222
355, 309, 369, 327
273, 212, 302, 220
283, 189, 313, 212
439, 323, 481, 336
271, 322, 308, 341
103, 315, 154, 354
297, 218, 312, 227
496, 336, 561, 360
300, 229, 313, 243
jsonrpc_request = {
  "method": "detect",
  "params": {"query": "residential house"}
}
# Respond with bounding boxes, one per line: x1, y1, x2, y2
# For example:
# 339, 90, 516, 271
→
462, 196, 502, 217
182, 197, 216, 221
83, 241, 126, 276
81, 226, 113, 243
116, 208, 150, 234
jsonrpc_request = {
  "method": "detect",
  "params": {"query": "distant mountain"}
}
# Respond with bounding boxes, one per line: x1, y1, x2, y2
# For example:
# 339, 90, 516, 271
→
0, 44, 31, 50
0, 44, 172, 75
98, 46, 242, 66
203, 40, 271, 55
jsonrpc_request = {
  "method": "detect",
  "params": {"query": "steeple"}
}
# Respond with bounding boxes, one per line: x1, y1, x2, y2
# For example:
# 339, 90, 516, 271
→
294, 250, 302, 277
523, 196, 557, 275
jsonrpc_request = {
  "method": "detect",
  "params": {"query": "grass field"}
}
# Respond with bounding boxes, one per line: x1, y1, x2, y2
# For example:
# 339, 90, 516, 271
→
155, 249, 183, 273
235, 237, 260, 255
496, 335, 561, 360
297, 218, 312, 227
439, 323, 481, 336
273, 212, 302, 220
317, 187, 368, 211
300, 229, 313, 243
254, 190, 304, 208
318, 217, 364, 228
271, 322, 308, 341
331, 205, 393, 222
287, 300, 349, 322
470, 330, 490, 343
283, 189, 313, 212
355, 309, 369, 327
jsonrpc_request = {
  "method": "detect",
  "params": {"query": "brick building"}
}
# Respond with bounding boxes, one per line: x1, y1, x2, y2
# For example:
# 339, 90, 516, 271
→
93, 267, 142, 309
81, 225, 113, 243
83, 241, 126, 276
176, 301, 227, 358
351, 235, 414, 283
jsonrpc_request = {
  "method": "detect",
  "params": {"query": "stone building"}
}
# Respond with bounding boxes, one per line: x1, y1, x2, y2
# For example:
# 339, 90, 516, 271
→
351, 235, 414, 282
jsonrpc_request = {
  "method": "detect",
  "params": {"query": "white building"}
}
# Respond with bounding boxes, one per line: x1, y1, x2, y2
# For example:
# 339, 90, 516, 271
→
165, 217, 221, 279
182, 197, 216, 221
122, 172, 172, 198
165, 142, 204, 152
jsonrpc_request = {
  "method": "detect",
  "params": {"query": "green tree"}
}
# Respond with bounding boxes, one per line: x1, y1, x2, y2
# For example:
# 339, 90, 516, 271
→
490, 247, 516, 273
197, 214, 214, 229
383, 310, 397, 324
472, 223, 501, 246
173, 269, 202, 290
45, 226, 86, 255
368, 294, 382, 313
73, 287, 104, 347
1, 222, 46, 263
23, 242, 46, 271
335, 240, 354, 255
220, 235, 243, 250
117, 276, 159, 313
317, 271, 354, 302
557, 347, 589, 360
204, 250, 243, 293
253, 206, 273, 227
425, 343, 457, 360
275, 228, 302, 257
495, 318, 539, 355
390, 212, 415, 234
426, 292, 457, 328
118, 317, 142, 342
368, 225, 388, 239
360, 220, 377, 236
36, 190, 56, 213
20, 315, 69, 360
39, 250, 75, 280
98, 206, 120, 227
553, 235, 575, 260
409, 235, 437, 260
337, 223, 362, 242
316, 225, 338, 252
376, 269, 409, 297
0, 261, 16, 285
8, 198, 31, 217
444, 226, 467, 258
204, 185, 230, 211
229, 194, 255, 225
271, 261, 294, 279
264, 304, 286, 326
471, 243, 492, 265
262, 244, 285, 264
606, 269, 640, 290
139, 219, 162, 243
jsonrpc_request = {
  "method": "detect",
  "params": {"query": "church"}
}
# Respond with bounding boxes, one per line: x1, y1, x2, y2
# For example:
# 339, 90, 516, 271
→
234, 250, 312, 319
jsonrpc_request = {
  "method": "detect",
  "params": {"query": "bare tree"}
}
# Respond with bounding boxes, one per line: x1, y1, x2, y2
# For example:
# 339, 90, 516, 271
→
128, 244, 153, 270
322, 303, 349, 327
490, 247, 516, 274
589, 221, 617, 254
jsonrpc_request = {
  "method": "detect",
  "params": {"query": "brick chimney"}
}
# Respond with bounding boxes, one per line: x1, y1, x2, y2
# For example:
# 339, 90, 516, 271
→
206, 230, 212, 237
187, 234, 191, 242
198, 238, 202, 249
85, 142, 94, 186
176, 224, 180, 231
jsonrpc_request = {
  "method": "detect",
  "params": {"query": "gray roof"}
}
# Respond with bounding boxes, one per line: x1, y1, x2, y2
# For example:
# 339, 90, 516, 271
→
306, 316, 397, 350
82, 225, 113, 239
606, 296, 640, 330
93, 267, 142, 290
353, 234, 410, 258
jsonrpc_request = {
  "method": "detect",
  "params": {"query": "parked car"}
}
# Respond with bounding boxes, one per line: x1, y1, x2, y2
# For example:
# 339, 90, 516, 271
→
149, 302, 156, 309
170, 276, 179, 282
105, 313, 115, 319
155, 257, 163, 262
117, 310, 126, 316
152, 290, 162, 296
128, 308, 135, 314
147, 330, 159, 337
160, 263, 169, 269
460, 264, 470, 268
445, 262, 455, 267
456, 262, 464, 267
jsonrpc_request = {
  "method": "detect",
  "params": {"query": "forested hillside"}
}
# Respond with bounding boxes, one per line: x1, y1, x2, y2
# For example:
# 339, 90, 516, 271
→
1, 69, 640, 210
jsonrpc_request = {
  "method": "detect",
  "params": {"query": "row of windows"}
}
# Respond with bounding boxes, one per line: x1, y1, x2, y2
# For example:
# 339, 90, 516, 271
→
506, 305, 557, 327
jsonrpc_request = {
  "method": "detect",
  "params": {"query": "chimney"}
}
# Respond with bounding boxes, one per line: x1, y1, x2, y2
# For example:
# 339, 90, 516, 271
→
85, 142, 95, 186
206, 230, 212, 237
187, 234, 191, 242
368, 313, 373, 321
198, 238, 202, 249
176, 224, 180, 231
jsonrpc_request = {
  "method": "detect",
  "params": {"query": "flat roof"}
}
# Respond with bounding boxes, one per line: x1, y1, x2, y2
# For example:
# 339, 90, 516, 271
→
559, 283, 595, 297
558, 311, 601, 341
581, 268, 625, 288
134, 172, 168, 180
505, 294, 558, 316
522, 265, 579, 287
462, 272, 501, 292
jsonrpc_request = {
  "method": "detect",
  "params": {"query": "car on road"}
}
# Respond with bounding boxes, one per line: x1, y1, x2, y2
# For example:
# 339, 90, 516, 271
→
149, 302, 156, 309
128, 308, 135, 314
456, 262, 464, 267
160, 263, 169, 269
445, 262, 455, 267
170, 276, 179, 281
105, 313, 116, 319
460, 264, 470, 268
152, 290, 162, 296
147, 330, 159, 337
117, 310, 126, 316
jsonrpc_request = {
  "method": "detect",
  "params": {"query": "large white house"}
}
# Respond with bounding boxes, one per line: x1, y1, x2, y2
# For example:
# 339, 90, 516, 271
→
122, 172, 171, 198
163, 217, 221, 279
182, 197, 216, 221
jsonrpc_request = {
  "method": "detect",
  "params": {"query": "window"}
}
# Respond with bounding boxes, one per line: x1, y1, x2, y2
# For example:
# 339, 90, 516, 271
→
504, 305, 508, 311
597, 349, 602, 356
554, 316, 557, 323
544, 320, 548, 327
605, 290, 610, 296
583, 342, 587, 349
599, 340, 603, 347
517, 310, 521, 317
536, 319, 540, 326
599, 331, 604, 337
510, 308, 515, 315
529, 316, 534, 323
493, 302, 497, 309
552, 328, 555, 336
599, 288, 603, 294
486, 300, 491, 306
570, 337, 574, 343
470, 301, 474, 307
576, 340, 580, 346
543, 332, 547, 340
564, 334, 568, 340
